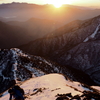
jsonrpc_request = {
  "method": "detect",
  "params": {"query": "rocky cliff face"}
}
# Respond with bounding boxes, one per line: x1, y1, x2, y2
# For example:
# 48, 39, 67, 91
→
19, 15, 100, 85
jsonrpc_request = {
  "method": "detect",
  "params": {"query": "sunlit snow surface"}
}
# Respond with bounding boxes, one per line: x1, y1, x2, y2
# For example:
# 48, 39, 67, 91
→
1, 74, 94, 100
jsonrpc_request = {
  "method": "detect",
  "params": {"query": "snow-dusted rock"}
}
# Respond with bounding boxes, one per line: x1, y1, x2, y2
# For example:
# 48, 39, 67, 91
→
0, 48, 74, 94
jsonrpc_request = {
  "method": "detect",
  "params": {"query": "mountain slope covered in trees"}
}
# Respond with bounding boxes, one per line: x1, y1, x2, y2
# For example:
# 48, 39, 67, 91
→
19, 15, 100, 85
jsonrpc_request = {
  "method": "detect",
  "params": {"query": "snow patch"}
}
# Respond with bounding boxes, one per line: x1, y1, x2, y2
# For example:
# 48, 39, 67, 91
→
1, 74, 94, 100
91, 86, 100, 91
84, 24, 100, 42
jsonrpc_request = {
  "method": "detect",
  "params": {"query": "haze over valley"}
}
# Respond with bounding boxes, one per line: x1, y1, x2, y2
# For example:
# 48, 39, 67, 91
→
0, 1, 100, 100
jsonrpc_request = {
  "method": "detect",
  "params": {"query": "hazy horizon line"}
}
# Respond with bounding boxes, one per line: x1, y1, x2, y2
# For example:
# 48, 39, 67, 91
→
0, 2, 100, 9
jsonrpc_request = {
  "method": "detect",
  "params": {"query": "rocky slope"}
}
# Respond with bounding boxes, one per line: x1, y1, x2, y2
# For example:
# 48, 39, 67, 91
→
0, 48, 95, 94
58, 41, 100, 85
19, 15, 100, 85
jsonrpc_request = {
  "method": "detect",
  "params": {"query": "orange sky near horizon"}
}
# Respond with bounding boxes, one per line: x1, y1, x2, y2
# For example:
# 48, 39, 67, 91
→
0, 0, 100, 8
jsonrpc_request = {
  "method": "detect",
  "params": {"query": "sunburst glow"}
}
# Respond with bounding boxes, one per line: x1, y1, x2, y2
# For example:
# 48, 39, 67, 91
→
47, 0, 73, 8
54, 3, 62, 8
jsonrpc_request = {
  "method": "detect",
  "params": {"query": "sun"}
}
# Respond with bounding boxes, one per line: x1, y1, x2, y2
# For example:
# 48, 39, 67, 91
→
54, 3, 62, 8
47, 0, 73, 8
53, 4, 62, 8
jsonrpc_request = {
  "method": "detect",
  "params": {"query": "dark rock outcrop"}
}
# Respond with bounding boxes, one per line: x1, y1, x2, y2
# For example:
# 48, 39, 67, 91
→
56, 91, 100, 100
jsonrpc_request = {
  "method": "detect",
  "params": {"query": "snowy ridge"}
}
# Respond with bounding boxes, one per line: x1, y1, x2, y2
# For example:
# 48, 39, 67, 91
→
1, 74, 100, 100
0, 48, 55, 94
0, 48, 45, 82
0, 48, 74, 94
0, 49, 17, 81
84, 24, 100, 42
0, 48, 99, 96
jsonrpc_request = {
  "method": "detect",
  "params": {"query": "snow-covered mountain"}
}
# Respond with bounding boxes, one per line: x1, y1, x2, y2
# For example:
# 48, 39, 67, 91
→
0, 48, 44, 94
19, 15, 100, 85
1, 74, 100, 100
0, 48, 95, 94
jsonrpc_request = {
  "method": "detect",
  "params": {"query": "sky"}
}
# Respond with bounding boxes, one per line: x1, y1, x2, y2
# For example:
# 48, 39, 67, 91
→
0, 0, 100, 7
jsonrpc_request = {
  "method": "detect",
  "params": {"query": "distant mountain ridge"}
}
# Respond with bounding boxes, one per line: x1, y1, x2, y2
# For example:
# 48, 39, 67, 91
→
7, 18, 60, 40
0, 18, 60, 49
0, 21, 29, 48
0, 2, 100, 23
19, 15, 100, 85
